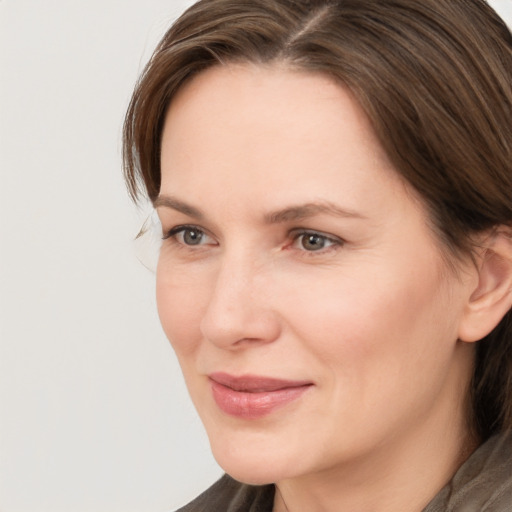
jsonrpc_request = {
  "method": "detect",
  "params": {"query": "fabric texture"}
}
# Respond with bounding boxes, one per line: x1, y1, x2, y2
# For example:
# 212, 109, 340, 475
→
176, 475, 274, 512
176, 431, 512, 512
423, 430, 512, 512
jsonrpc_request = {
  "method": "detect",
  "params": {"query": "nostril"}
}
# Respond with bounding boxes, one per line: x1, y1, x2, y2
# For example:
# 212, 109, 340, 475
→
200, 304, 281, 349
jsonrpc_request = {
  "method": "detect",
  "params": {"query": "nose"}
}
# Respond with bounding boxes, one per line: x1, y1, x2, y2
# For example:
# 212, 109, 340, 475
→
199, 255, 281, 349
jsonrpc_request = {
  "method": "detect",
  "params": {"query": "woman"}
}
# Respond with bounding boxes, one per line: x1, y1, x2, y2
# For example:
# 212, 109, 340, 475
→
123, 0, 512, 510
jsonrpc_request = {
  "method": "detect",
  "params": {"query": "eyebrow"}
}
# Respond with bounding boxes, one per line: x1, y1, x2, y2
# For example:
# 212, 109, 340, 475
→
153, 195, 204, 219
264, 202, 366, 223
154, 195, 366, 223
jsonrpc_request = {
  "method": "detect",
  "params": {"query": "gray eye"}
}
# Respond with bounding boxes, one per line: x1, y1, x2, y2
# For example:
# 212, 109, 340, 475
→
301, 233, 327, 251
183, 229, 204, 245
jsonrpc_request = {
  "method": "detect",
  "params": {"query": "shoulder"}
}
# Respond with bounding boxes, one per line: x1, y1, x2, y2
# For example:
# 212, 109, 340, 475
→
176, 474, 275, 512
424, 430, 512, 512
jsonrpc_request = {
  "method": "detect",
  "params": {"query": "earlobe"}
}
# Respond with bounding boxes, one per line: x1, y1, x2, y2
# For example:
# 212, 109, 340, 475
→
458, 228, 512, 343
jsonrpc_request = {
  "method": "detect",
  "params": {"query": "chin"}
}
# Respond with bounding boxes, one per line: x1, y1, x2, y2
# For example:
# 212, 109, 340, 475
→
214, 458, 285, 486
221, 467, 278, 486
207, 431, 301, 485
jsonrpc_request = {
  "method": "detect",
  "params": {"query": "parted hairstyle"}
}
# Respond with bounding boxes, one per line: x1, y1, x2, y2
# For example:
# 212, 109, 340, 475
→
123, 0, 512, 442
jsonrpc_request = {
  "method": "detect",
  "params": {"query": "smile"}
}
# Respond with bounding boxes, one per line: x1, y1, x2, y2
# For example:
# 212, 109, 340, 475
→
209, 373, 313, 419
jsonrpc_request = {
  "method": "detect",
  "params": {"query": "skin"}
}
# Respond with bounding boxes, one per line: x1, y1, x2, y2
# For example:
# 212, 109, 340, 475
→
156, 64, 482, 512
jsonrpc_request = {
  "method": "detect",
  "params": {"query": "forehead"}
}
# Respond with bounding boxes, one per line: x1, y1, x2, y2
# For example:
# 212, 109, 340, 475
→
160, 63, 395, 189
164, 63, 376, 138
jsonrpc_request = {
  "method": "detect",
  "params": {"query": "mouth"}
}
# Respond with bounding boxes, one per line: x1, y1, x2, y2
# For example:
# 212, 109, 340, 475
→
208, 372, 313, 419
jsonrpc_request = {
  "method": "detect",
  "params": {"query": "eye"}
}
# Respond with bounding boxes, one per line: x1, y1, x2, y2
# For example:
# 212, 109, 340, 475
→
163, 225, 215, 247
180, 228, 204, 245
291, 230, 341, 252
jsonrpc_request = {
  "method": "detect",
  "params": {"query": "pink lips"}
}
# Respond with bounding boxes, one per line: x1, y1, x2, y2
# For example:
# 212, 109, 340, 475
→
209, 372, 312, 419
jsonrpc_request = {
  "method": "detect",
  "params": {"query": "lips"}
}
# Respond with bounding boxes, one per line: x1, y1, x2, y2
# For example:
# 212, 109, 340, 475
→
209, 372, 313, 419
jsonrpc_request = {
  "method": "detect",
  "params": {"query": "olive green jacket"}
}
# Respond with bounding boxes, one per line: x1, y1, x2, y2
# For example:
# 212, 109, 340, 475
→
177, 431, 512, 511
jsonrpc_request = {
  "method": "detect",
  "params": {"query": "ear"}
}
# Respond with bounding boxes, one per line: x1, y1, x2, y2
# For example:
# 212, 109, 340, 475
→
458, 228, 512, 343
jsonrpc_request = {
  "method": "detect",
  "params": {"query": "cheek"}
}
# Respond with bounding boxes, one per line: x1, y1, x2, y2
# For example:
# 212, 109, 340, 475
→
156, 268, 208, 357
277, 262, 461, 445
280, 255, 455, 381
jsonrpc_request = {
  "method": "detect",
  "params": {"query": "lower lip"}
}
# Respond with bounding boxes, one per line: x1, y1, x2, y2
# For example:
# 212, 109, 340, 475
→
210, 380, 311, 419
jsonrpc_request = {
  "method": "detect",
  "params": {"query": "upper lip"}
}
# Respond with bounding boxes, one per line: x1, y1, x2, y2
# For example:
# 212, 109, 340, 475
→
208, 372, 313, 392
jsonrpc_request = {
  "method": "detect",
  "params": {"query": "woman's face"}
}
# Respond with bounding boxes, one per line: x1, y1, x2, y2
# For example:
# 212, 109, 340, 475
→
156, 64, 476, 484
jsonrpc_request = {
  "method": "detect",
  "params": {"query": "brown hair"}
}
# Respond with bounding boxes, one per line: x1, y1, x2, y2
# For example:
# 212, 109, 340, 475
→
123, 0, 512, 441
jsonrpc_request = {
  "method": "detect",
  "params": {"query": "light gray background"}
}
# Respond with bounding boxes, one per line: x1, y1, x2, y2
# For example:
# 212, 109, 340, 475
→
1, 1, 511, 511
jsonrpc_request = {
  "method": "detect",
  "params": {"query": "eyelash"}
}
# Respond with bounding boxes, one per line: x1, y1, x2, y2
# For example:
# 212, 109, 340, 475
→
162, 225, 343, 254
290, 230, 342, 253
162, 225, 214, 246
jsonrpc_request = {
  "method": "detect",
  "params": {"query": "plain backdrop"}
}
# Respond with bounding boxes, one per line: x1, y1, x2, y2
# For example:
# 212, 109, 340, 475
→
1, 1, 511, 511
